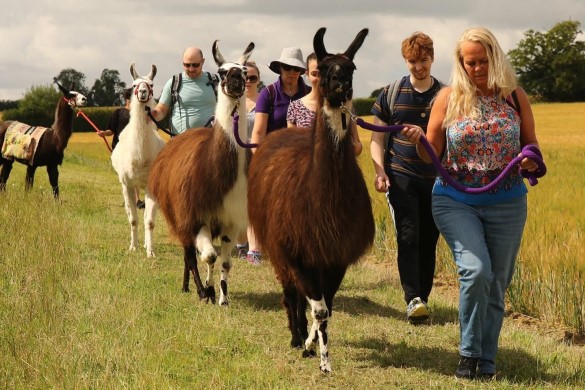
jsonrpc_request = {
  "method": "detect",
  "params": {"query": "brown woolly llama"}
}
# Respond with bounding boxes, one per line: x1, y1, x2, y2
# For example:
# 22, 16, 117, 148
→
148, 40, 254, 306
247, 27, 372, 373
0, 83, 87, 198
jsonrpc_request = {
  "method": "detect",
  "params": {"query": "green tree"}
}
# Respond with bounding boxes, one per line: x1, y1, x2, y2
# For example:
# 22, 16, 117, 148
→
91, 69, 127, 107
53, 68, 90, 99
2, 84, 60, 126
370, 87, 383, 98
508, 20, 585, 102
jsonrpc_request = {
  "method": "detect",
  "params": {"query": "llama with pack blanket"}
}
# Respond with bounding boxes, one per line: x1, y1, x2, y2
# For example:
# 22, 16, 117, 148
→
148, 40, 254, 305
247, 27, 372, 373
111, 63, 165, 257
0, 83, 87, 199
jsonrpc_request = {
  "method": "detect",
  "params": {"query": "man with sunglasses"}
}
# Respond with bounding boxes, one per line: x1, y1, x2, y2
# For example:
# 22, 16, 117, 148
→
152, 46, 217, 135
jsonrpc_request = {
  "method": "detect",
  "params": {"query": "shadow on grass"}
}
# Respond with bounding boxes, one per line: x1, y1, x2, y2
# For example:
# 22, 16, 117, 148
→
351, 337, 577, 385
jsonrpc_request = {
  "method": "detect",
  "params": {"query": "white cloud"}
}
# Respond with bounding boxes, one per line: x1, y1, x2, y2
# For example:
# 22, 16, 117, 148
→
0, 1, 583, 100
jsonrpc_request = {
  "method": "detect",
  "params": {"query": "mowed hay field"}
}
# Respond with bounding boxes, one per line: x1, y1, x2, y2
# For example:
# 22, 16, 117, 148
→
0, 103, 584, 388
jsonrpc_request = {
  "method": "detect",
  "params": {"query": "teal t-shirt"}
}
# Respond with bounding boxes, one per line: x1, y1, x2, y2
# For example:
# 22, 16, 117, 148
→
159, 71, 217, 134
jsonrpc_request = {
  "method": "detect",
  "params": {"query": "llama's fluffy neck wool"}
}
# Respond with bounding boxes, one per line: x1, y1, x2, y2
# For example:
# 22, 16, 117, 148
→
323, 101, 353, 146
123, 97, 160, 159
214, 91, 247, 152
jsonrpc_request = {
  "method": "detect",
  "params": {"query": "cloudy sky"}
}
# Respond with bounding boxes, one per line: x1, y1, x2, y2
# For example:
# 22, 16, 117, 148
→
1, 1, 583, 101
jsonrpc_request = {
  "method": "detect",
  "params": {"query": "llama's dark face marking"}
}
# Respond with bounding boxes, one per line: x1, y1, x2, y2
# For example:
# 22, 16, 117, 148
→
129, 63, 157, 103
217, 64, 247, 99
313, 27, 368, 108
318, 58, 356, 108
212, 40, 255, 99
68, 91, 88, 108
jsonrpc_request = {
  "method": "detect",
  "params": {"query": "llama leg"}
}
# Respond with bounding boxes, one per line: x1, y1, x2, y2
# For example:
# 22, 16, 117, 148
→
25, 165, 37, 192
46, 164, 59, 199
195, 226, 217, 304
183, 243, 209, 300
0, 160, 13, 191
218, 233, 234, 306
143, 192, 157, 257
122, 184, 139, 252
306, 296, 331, 372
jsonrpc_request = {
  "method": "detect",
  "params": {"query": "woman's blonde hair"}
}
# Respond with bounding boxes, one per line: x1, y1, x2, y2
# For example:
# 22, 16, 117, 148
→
444, 27, 517, 127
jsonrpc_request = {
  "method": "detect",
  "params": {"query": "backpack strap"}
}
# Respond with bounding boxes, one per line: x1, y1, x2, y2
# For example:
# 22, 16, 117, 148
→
170, 73, 182, 108
506, 89, 521, 115
206, 71, 219, 100
267, 83, 276, 114
383, 79, 401, 151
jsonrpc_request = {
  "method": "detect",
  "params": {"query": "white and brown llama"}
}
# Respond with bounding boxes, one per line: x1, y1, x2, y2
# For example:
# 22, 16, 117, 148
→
111, 63, 165, 257
247, 27, 373, 373
0, 82, 87, 198
148, 40, 254, 305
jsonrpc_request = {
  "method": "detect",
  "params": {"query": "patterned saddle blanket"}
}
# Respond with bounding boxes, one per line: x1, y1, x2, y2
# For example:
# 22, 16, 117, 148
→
1, 121, 48, 165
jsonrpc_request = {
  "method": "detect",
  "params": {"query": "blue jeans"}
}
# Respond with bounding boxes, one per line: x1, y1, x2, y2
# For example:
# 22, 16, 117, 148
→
432, 195, 527, 374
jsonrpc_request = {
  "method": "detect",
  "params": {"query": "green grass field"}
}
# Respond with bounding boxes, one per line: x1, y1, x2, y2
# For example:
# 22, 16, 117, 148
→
1, 103, 584, 388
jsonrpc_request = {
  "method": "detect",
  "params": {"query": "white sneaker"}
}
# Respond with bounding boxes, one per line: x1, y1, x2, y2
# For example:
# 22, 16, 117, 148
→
407, 297, 429, 322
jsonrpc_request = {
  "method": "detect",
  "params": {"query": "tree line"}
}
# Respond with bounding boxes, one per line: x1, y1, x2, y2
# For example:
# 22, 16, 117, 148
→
2, 20, 584, 121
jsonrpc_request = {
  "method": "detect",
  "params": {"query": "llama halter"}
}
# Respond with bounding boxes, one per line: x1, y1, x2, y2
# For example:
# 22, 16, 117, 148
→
341, 107, 547, 194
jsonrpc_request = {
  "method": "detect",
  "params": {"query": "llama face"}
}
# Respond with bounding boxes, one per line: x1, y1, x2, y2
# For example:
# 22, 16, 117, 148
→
55, 82, 87, 107
318, 59, 356, 108
129, 63, 157, 103
133, 79, 154, 103
313, 27, 368, 108
212, 40, 255, 99
69, 91, 88, 107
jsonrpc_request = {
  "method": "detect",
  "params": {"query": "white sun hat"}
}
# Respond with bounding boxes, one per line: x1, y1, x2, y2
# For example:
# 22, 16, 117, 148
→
268, 47, 306, 74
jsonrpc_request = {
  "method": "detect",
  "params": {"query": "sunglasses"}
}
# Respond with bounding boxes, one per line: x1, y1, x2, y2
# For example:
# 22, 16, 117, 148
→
183, 62, 201, 68
246, 75, 259, 83
280, 63, 304, 73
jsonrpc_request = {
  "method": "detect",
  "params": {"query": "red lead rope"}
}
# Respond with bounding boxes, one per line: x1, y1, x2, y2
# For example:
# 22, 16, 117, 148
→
76, 109, 112, 153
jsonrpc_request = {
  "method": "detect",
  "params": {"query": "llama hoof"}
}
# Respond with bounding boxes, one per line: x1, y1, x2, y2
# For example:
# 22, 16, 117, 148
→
302, 348, 316, 358
129, 244, 137, 252
202, 285, 216, 304
290, 337, 303, 349
320, 361, 332, 373
146, 249, 155, 258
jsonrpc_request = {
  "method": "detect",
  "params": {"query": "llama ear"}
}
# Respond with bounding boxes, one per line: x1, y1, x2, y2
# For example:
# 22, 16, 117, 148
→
130, 62, 139, 80
55, 81, 68, 96
147, 64, 157, 81
212, 40, 225, 67
313, 27, 329, 62
239, 42, 255, 65
343, 28, 369, 61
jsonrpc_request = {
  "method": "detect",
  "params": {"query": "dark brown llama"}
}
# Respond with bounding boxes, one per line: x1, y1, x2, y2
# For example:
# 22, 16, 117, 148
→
0, 83, 87, 198
148, 40, 254, 306
247, 27, 372, 373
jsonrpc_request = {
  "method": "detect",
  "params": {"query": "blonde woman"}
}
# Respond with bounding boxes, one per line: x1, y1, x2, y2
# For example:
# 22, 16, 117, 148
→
405, 27, 540, 380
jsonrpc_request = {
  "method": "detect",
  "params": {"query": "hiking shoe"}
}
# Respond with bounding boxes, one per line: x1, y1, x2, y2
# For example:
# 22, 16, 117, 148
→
455, 356, 478, 380
136, 200, 145, 209
246, 250, 262, 266
406, 297, 429, 323
236, 243, 248, 260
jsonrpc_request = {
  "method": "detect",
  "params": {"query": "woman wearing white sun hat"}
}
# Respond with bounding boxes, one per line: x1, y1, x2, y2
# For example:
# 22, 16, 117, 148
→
246, 47, 311, 266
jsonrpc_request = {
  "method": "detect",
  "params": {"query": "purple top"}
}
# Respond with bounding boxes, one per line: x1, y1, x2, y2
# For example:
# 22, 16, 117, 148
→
255, 77, 310, 132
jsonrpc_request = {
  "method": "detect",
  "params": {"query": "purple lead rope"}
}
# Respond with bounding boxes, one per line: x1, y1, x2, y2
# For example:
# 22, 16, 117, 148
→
232, 113, 546, 194
354, 117, 546, 194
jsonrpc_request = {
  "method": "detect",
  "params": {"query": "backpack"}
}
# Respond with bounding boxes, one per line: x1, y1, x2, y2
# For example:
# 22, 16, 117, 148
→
506, 89, 521, 115
170, 71, 220, 130
383, 78, 403, 150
